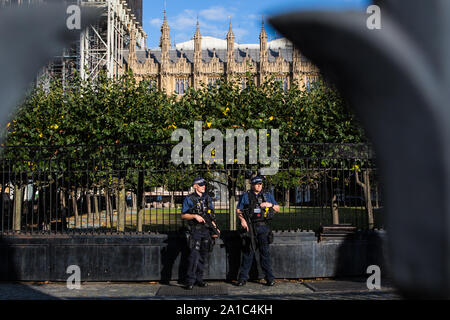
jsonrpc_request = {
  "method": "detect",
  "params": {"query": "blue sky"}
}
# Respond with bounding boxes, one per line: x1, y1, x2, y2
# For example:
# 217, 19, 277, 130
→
142, 0, 372, 49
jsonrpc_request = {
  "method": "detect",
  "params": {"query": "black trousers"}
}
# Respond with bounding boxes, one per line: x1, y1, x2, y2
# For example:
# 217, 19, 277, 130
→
238, 223, 274, 282
186, 228, 211, 285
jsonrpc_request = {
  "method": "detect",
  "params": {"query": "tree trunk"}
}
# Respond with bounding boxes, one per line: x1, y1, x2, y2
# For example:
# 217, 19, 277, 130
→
94, 188, 99, 221
137, 171, 144, 232
115, 189, 119, 215
245, 177, 251, 192
229, 191, 236, 231
132, 192, 137, 210
364, 171, 374, 229
13, 184, 22, 232
356, 169, 374, 229
117, 182, 126, 232
86, 191, 92, 221
29, 184, 36, 227
331, 194, 339, 225
106, 190, 113, 228
60, 189, 67, 231
71, 189, 79, 228
285, 188, 290, 208
228, 174, 237, 231
170, 192, 175, 208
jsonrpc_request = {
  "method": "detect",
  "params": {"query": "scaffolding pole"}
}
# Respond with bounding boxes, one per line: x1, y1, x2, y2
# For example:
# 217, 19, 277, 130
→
79, 0, 147, 80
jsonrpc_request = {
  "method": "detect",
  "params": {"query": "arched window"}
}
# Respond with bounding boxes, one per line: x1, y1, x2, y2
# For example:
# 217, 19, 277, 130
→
241, 78, 247, 90
275, 77, 288, 92
208, 78, 220, 88
175, 78, 190, 95
306, 75, 319, 92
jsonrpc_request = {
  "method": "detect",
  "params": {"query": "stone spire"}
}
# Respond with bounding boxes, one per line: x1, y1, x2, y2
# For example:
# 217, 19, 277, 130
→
193, 17, 202, 88
159, 10, 170, 90
226, 18, 235, 73
292, 44, 302, 84
194, 16, 202, 60
227, 17, 234, 42
259, 16, 268, 61
259, 16, 268, 84
160, 10, 171, 61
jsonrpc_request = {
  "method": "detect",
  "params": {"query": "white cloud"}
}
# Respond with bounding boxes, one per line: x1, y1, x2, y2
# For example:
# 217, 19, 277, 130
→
233, 28, 250, 43
174, 33, 190, 44
148, 7, 262, 46
199, 6, 233, 21
168, 9, 196, 30
161, 9, 231, 42
149, 18, 162, 26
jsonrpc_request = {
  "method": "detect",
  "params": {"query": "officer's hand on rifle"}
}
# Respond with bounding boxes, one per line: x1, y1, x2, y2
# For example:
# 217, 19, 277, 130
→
194, 214, 206, 224
240, 217, 249, 232
214, 224, 221, 234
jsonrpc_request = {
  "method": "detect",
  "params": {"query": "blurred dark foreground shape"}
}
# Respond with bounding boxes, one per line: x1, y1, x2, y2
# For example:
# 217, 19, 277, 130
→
270, 0, 450, 299
0, 2, 101, 127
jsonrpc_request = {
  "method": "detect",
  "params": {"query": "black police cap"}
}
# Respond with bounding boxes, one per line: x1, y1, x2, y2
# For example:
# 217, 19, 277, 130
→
251, 176, 263, 185
193, 177, 206, 186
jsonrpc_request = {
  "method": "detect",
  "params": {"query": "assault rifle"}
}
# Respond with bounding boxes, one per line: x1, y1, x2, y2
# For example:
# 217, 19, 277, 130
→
241, 206, 263, 277
193, 207, 220, 237
241, 207, 257, 253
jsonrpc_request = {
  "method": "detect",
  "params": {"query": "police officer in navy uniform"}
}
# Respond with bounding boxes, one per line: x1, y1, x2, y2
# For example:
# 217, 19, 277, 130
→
181, 177, 220, 290
236, 176, 280, 286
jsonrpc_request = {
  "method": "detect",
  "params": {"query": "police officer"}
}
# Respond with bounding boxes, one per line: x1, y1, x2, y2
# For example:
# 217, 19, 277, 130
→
181, 177, 220, 290
236, 176, 280, 286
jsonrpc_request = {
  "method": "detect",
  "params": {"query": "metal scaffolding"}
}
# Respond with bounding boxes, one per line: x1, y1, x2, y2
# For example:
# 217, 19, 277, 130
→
79, 0, 147, 80
1, 0, 146, 83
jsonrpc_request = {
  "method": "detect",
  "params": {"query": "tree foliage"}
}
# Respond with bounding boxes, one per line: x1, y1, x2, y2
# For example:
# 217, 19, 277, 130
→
0, 71, 367, 191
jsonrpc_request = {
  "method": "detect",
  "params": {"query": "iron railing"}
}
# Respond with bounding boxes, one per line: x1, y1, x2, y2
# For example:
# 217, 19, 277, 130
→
0, 143, 382, 235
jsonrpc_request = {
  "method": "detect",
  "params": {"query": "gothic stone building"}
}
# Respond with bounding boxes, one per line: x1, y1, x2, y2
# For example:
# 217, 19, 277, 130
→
126, 11, 320, 94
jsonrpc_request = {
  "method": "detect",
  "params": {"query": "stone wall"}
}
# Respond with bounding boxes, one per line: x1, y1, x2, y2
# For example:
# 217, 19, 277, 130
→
0, 230, 389, 281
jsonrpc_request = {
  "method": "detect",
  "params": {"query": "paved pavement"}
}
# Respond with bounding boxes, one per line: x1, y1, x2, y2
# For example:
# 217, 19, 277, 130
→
0, 278, 402, 300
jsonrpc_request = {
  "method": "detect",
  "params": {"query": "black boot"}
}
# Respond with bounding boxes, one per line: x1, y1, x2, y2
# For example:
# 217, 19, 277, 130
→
236, 280, 247, 286
266, 279, 275, 286
195, 281, 208, 287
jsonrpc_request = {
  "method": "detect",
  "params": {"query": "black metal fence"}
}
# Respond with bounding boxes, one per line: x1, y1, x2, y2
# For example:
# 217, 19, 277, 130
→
0, 143, 382, 235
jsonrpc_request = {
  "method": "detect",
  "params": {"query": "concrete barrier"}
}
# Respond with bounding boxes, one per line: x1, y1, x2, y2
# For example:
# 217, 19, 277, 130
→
0, 230, 389, 281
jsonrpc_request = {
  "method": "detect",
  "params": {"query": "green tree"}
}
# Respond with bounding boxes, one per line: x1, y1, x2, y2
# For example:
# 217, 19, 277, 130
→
0, 71, 369, 232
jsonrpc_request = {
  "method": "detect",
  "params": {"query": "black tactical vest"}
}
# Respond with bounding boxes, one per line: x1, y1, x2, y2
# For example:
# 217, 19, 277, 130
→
187, 193, 213, 227
248, 191, 269, 223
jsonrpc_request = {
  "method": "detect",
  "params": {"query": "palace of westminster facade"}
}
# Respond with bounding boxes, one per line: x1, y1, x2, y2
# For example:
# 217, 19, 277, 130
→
126, 11, 320, 94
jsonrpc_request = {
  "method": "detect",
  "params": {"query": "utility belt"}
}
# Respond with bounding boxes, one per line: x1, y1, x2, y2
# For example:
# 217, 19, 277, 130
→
184, 226, 215, 252
187, 222, 209, 232
253, 221, 268, 226
240, 223, 274, 247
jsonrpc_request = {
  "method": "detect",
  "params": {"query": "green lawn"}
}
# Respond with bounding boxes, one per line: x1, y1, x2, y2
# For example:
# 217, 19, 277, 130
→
67, 206, 384, 232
